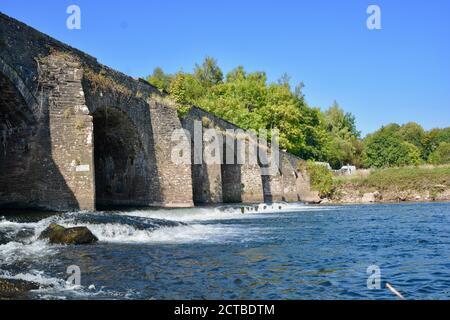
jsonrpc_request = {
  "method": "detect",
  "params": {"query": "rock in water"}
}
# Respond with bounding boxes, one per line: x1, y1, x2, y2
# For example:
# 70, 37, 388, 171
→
39, 223, 98, 245
0, 278, 40, 300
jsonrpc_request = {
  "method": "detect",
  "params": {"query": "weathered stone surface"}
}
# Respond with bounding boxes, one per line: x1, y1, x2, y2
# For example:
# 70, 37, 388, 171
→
361, 192, 376, 203
280, 154, 298, 202
0, 12, 308, 211
183, 107, 265, 204
39, 223, 98, 245
0, 12, 194, 211
0, 278, 39, 300
301, 191, 322, 204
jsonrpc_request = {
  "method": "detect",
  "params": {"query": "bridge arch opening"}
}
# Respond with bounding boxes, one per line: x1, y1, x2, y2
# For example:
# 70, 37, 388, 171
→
0, 71, 37, 207
92, 107, 151, 208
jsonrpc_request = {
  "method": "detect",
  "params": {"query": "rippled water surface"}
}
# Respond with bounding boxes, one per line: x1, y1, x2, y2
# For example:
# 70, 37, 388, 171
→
1, 202, 450, 300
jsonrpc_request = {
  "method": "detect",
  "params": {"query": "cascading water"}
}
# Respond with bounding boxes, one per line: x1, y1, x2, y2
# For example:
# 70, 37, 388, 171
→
3, 202, 447, 300
0, 203, 309, 299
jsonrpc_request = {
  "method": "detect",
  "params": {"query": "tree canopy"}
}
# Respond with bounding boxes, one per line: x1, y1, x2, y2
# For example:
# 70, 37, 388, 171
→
146, 57, 450, 169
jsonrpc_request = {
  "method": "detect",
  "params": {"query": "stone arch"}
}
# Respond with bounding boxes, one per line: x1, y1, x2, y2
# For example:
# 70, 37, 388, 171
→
0, 57, 39, 122
0, 58, 80, 210
92, 106, 153, 208
0, 67, 37, 202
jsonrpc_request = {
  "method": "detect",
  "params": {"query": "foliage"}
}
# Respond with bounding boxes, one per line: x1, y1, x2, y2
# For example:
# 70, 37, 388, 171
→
306, 161, 335, 197
322, 101, 362, 169
423, 127, 450, 159
147, 67, 171, 93
429, 142, 450, 165
145, 58, 450, 168
363, 124, 423, 168
194, 56, 223, 88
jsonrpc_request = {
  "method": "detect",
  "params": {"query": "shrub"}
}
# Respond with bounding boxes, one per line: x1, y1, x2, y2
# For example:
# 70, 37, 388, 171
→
429, 142, 450, 165
306, 161, 334, 197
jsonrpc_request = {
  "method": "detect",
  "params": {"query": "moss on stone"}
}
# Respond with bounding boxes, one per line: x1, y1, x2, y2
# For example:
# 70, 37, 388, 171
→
202, 116, 213, 128
63, 107, 74, 119
39, 223, 98, 245
84, 67, 132, 96
75, 116, 85, 130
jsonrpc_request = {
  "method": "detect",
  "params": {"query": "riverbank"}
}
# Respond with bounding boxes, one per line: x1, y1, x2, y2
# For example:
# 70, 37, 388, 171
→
322, 165, 450, 204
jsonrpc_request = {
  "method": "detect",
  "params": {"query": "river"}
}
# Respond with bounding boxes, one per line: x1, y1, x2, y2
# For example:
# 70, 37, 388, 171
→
1, 202, 449, 300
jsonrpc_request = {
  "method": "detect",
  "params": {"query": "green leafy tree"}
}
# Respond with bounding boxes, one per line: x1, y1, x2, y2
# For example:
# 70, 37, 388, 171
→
147, 67, 171, 93
397, 122, 425, 149
323, 101, 362, 168
194, 56, 223, 88
429, 142, 450, 165
169, 72, 205, 106
324, 101, 360, 139
423, 127, 450, 160
363, 126, 422, 168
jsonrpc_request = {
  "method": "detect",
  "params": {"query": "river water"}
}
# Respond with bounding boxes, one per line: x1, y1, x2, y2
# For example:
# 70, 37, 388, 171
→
1, 202, 450, 300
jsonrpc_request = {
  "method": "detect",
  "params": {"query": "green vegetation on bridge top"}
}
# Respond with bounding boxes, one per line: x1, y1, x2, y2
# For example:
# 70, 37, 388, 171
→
147, 57, 450, 169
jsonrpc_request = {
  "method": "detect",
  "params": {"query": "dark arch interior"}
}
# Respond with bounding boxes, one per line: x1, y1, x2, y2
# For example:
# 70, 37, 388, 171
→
0, 71, 37, 207
93, 107, 151, 208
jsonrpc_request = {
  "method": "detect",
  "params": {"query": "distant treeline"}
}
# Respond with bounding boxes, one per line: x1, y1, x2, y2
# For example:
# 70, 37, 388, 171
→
146, 57, 450, 169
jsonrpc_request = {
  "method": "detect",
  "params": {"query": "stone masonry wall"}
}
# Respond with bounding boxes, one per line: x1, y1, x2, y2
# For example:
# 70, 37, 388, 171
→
181, 114, 223, 204
0, 12, 194, 210
0, 12, 311, 210
38, 52, 96, 210
149, 101, 194, 207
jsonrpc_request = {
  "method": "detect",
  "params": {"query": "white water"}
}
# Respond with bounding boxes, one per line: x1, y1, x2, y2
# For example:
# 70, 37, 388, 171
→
0, 202, 329, 297
124, 202, 330, 222
0, 202, 339, 247
0, 269, 133, 300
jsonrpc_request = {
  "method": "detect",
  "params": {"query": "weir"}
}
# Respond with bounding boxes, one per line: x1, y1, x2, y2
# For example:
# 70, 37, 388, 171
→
0, 12, 316, 211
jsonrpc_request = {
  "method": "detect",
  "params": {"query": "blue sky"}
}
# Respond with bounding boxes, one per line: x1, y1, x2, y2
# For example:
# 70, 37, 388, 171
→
1, 0, 449, 136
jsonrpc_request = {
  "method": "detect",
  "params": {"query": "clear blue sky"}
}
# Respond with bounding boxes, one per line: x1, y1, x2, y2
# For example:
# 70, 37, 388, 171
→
1, 0, 449, 136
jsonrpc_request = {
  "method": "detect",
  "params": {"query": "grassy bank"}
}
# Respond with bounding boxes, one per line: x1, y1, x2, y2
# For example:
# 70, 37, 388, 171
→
335, 165, 450, 193
308, 164, 450, 203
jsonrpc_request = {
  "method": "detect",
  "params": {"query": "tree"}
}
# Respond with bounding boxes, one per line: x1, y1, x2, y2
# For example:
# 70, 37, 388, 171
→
323, 101, 362, 168
324, 101, 361, 139
423, 127, 450, 160
363, 126, 422, 168
397, 122, 425, 149
429, 142, 450, 165
169, 72, 204, 106
147, 67, 171, 93
277, 72, 291, 88
194, 57, 223, 88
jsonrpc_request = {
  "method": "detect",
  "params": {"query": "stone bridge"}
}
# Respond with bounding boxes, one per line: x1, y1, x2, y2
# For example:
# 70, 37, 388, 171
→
0, 12, 318, 211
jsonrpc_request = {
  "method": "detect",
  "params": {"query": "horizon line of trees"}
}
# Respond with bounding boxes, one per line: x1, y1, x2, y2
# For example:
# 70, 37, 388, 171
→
146, 57, 450, 169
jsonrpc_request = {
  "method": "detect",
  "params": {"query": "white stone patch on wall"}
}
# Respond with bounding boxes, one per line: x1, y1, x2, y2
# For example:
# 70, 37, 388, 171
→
76, 164, 90, 172
86, 129, 93, 145
74, 105, 90, 115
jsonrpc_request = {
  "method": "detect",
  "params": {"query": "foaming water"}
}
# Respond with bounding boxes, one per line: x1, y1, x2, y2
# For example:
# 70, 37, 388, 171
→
1, 202, 450, 299
125, 202, 334, 223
